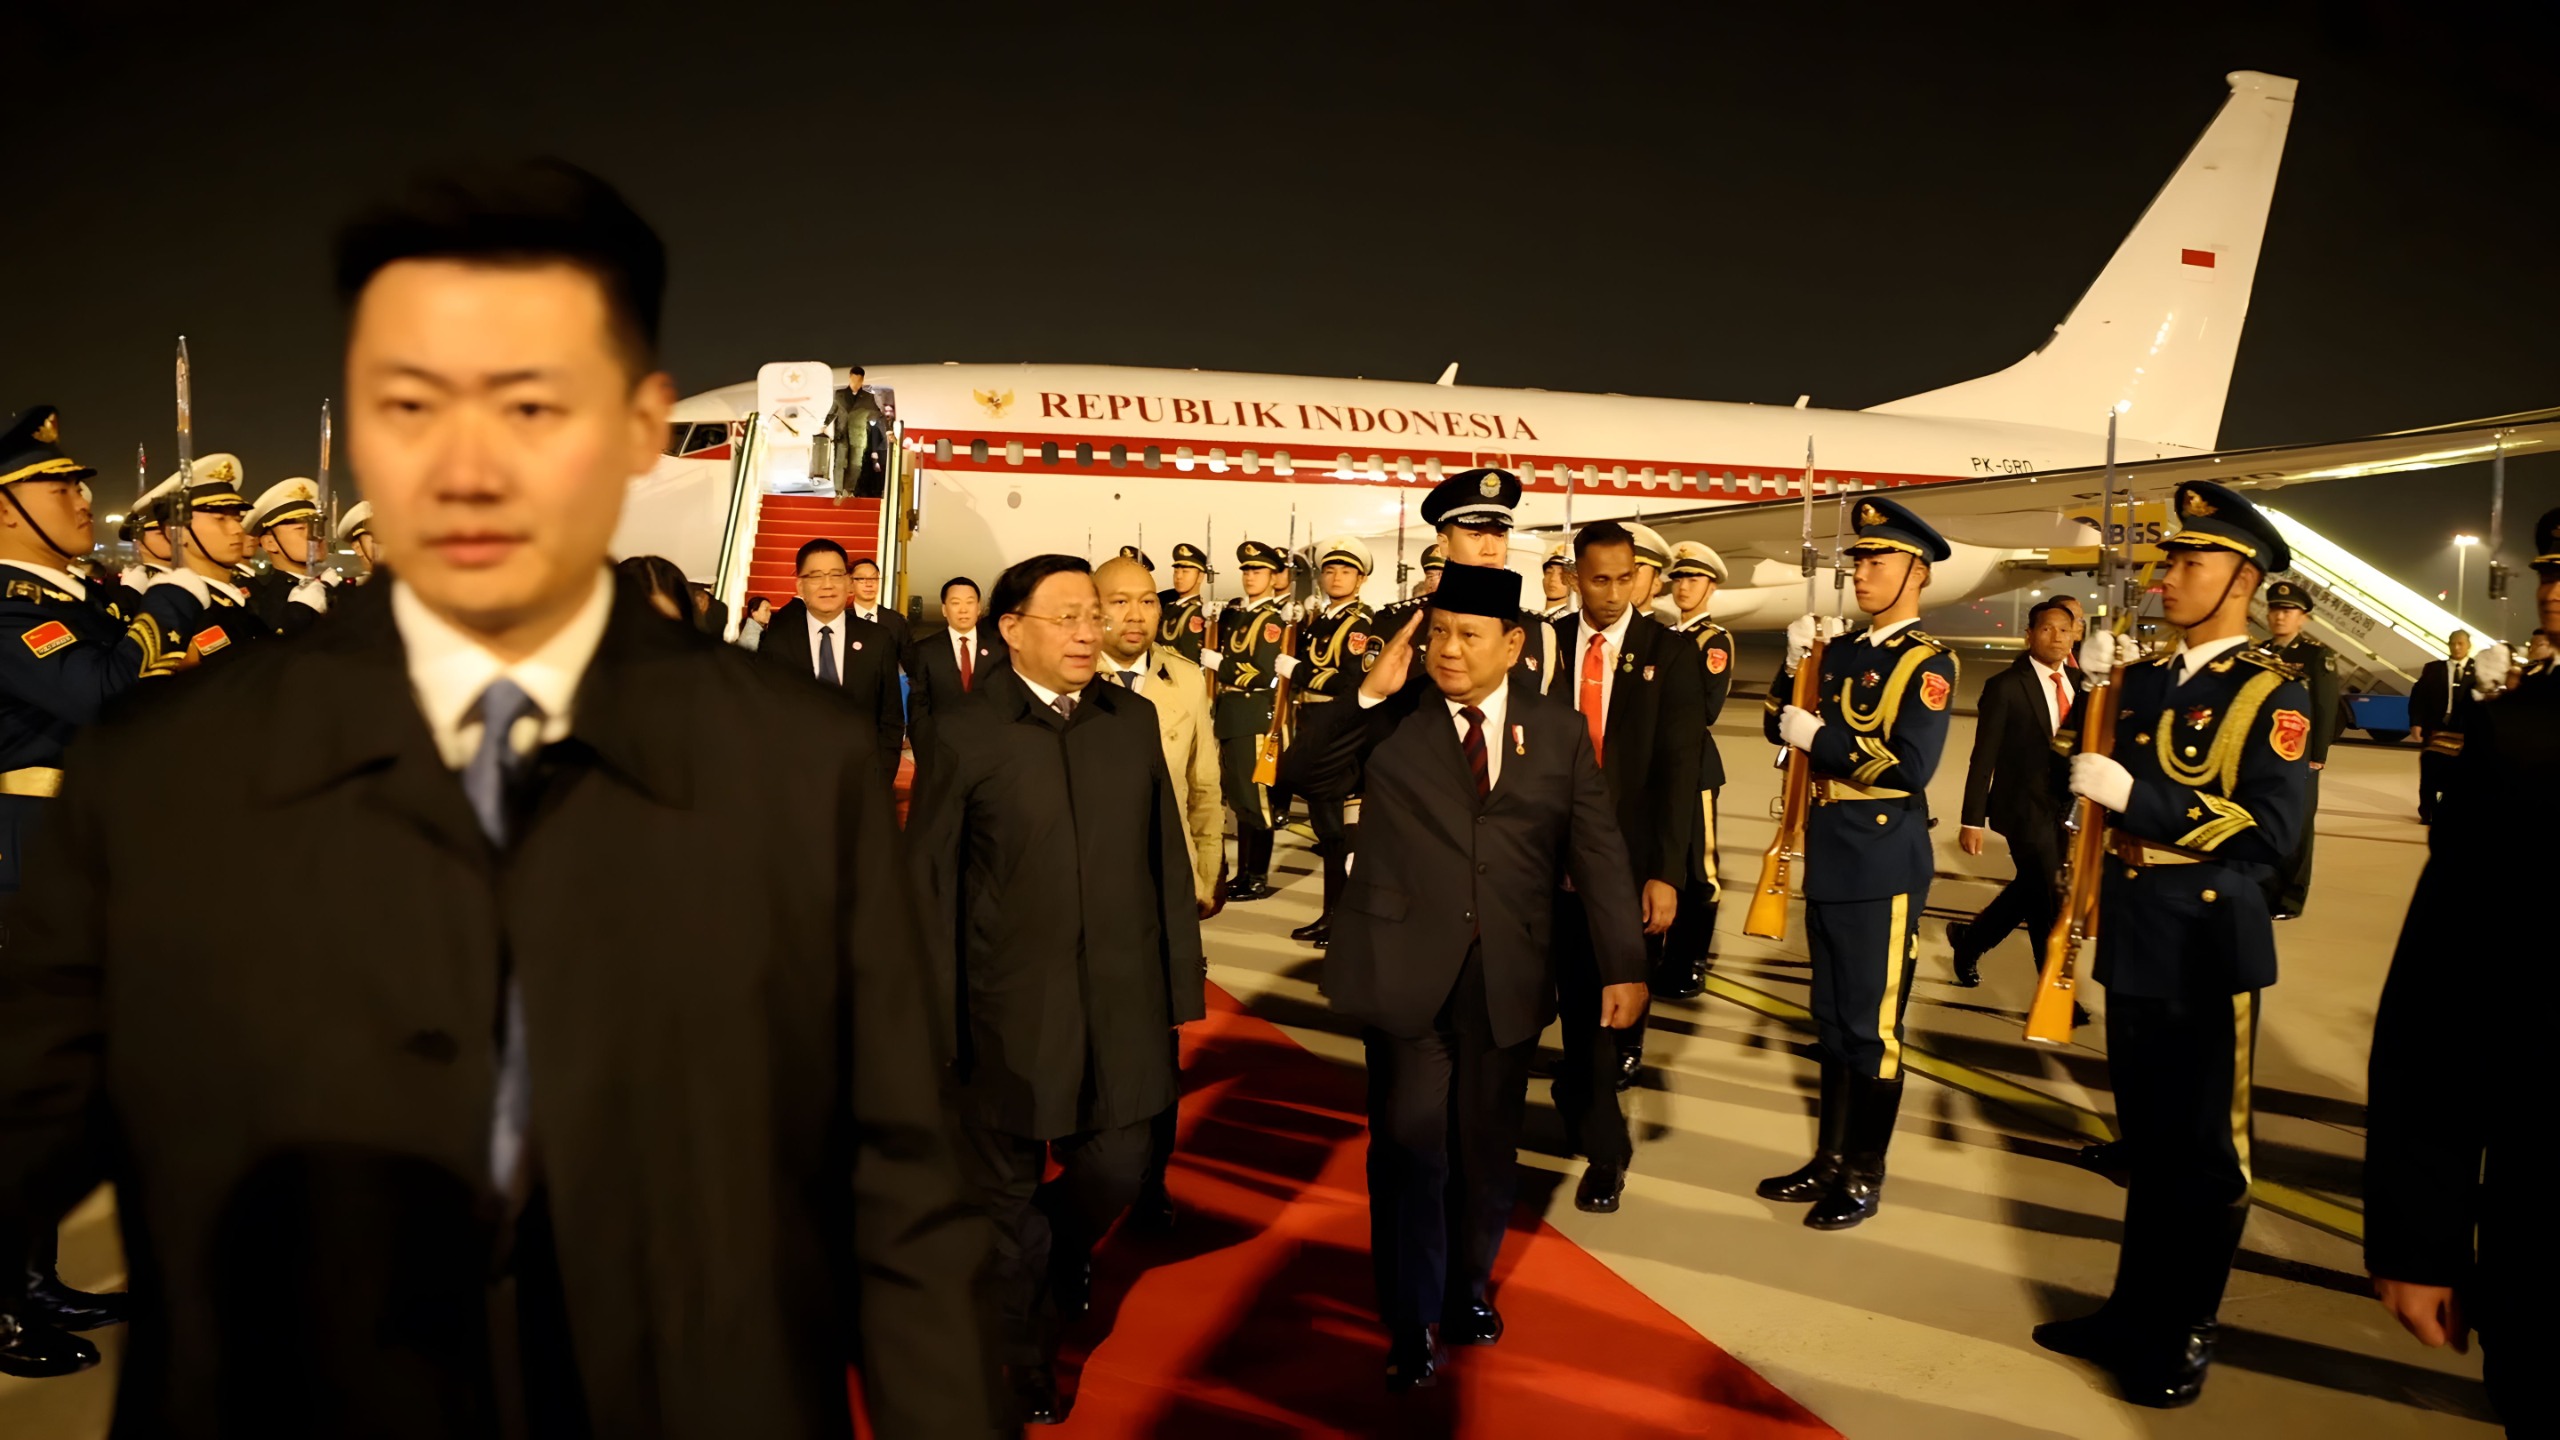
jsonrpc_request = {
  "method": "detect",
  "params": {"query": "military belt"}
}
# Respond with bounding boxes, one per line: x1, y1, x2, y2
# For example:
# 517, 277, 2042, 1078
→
0, 766, 65, 798
2109, 830, 2208, 867
1813, 778, 1911, 805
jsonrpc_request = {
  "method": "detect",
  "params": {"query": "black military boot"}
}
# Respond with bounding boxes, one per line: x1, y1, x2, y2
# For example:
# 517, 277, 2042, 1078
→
1290, 845, 1342, 943
2113, 1202, 2250, 1408
1806, 1075, 1904, 1230
1227, 831, 1274, 902
1756, 1061, 1849, 1202
21, 1226, 127, 1331
0, 1310, 100, 1379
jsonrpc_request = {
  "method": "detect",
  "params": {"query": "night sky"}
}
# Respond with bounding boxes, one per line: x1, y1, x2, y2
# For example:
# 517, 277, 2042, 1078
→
15, 3, 2556, 622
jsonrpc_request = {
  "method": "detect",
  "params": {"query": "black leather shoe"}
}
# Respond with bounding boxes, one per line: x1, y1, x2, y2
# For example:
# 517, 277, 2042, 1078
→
0, 1313, 101, 1379
1226, 874, 1274, 902
1445, 1300, 1503, 1346
1755, 1152, 1841, 1203
1654, 956, 1706, 1000
2117, 1323, 2217, 1408
1129, 1180, 1177, 1235
1612, 1046, 1643, 1093
1804, 1169, 1881, 1230
1010, 1365, 1070, 1425
1385, 1324, 1443, 1391
1575, 1164, 1626, 1214
1051, 1251, 1092, 1325
22, 1276, 129, 1332
1289, 915, 1328, 941
2031, 1306, 2132, 1363
1947, 921, 1982, 987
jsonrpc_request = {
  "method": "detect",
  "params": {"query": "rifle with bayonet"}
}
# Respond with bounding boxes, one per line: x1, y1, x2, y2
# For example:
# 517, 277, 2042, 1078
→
1745, 439, 1827, 942
310, 400, 334, 581
171, 337, 195, 574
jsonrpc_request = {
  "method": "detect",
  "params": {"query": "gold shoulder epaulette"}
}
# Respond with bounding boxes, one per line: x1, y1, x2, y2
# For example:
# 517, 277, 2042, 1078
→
2236, 647, 2302, 680
1904, 629, 1948, 655
3, 579, 45, 603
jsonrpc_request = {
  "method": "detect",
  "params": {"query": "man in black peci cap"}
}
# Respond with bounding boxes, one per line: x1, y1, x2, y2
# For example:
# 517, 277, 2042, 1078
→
1281, 562, 1644, 1393
2035, 480, 2310, 1408
2251, 579, 2337, 917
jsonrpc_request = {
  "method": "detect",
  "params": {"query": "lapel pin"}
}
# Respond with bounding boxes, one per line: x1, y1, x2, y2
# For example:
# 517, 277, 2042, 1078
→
1642, 664, 1656, 682
1512, 723, 1526, 756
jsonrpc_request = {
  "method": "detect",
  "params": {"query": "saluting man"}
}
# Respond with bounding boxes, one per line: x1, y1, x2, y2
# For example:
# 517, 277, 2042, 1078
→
2034, 481, 2311, 1409
1759, 497, 1958, 1231
1661, 540, 1734, 999
1214, 540, 1289, 901
242, 476, 336, 636
1157, 541, 1210, 664
2252, 580, 2337, 918
0, 404, 205, 1380
1287, 536, 1377, 947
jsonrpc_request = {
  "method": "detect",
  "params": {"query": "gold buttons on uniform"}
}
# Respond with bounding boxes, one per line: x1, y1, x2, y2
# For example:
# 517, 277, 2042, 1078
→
1875, 814, 1888, 825
2202, 889, 2218, 902
2183, 745, 2198, 758
2133, 733, 2150, 745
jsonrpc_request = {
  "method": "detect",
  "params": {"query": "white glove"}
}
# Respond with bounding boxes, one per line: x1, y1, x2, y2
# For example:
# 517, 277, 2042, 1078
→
1785, 616, 1819, 668
1274, 653, 1302, 681
2473, 643, 2512, 696
289, 577, 331, 613
2078, 630, 2124, 676
1777, 703, 1824, 752
120, 563, 152, 590
145, 567, 212, 607
2068, 752, 2134, 813
1198, 651, 1222, 673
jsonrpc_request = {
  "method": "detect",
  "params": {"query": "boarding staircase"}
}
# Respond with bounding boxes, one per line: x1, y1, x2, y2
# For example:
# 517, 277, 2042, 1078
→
709, 411, 912, 625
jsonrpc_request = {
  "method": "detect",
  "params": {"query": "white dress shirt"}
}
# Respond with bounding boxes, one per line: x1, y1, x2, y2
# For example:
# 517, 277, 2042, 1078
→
392, 571, 613, 769
1097, 651, 1148, 695
2027, 654, 2069, 733
804, 606, 854, 683
1864, 615, 1920, 647
0, 559, 86, 599
2172, 633, 2251, 686
948, 627, 980, 675
1016, 671, 1087, 713
1575, 606, 1636, 725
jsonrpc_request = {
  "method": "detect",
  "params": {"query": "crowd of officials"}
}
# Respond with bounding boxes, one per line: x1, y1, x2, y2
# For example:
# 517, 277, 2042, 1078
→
0, 159, 2548, 1437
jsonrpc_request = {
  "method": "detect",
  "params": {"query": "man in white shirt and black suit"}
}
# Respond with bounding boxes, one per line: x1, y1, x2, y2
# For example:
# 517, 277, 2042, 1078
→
752, 536, 904, 784
1950, 596, 2086, 991
1280, 563, 1647, 1393
1544, 520, 1702, 1214
910, 575, 1009, 765
847, 555, 915, 678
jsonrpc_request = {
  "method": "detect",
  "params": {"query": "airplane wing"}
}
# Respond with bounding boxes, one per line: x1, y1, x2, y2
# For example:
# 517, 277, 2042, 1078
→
1562, 406, 2560, 556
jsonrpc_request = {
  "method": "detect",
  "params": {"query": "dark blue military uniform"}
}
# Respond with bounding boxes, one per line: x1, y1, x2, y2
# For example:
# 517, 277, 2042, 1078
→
2034, 480, 2311, 1409
2249, 580, 2337, 918
1214, 541, 1290, 901
1662, 547, 1736, 997
1156, 542, 1210, 664
0, 405, 199, 1379
1289, 539, 1380, 946
1756, 497, 1956, 1233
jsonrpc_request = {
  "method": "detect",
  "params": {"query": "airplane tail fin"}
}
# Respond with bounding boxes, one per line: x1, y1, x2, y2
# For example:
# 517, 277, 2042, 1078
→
1867, 70, 2296, 451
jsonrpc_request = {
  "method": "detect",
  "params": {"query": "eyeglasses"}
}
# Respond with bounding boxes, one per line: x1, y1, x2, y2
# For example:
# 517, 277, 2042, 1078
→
799, 569, 849, 583
1013, 609, 1105, 635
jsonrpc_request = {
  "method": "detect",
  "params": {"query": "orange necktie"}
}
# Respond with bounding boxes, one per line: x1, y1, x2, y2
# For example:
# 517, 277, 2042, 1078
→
1581, 632, 1608, 765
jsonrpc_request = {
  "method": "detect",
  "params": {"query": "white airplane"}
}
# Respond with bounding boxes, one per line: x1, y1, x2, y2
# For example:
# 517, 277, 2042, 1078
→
620, 69, 2556, 655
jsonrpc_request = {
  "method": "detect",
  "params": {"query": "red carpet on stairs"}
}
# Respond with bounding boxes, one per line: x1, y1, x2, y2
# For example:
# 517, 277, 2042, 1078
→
749, 494, 883, 605
857, 984, 1838, 1438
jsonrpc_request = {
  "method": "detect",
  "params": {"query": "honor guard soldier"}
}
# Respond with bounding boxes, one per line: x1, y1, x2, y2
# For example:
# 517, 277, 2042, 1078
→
1287, 536, 1377, 946
0, 405, 203, 1379
2364, 505, 2560, 1435
242, 477, 335, 636
335, 499, 381, 582
2035, 481, 2311, 1408
1539, 540, 1576, 621
1157, 541, 1210, 664
1625, 522, 1673, 620
1661, 541, 1734, 998
1414, 542, 1444, 594
1759, 496, 1957, 1231
1381, 468, 1555, 691
1215, 540, 1289, 900
135, 456, 270, 661
2252, 580, 2336, 917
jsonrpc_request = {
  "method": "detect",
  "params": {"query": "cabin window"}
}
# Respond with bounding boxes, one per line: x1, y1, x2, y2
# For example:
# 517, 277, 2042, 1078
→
1110, 444, 1127, 468
1639, 467, 1657, 491
1335, 452, 1353, 476
934, 437, 952, 463
1274, 451, 1293, 476
1208, 448, 1227, 472
1609, 465, 1627, 490
1040, 441, 1059, 465
1241, 450, 1260, 474
970, 438, 988, 464
1143, 446, 1161, 470
1175, 447, 1195, 472
1005, 440, 1023, 466
1075, 442, 1093, 466
1425, 456, 1443, 483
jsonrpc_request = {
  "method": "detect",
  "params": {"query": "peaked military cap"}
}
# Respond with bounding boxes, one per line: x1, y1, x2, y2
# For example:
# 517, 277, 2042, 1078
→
1541, 539, 1574, 571
248, 477, 322, 534
2162, 480, 2288, 575
1418, 542, 1447, 573
334, 499, 375, 545
1115, 544, 1155, 571
1317, 535, 1374, 575
1235, 539, 1283, 572
1429, 558, 1519, 619
1843, 494, 1951, 563
2264, 578, 2311, 612
1667, 540, 1728, 582
2533, 506, 2560, 575
1171, 541, 1208, 571
1, 405, 96, 488
1422, 467, 1520, 531
1625, 522, 1671, 569
159, 452, 249, 511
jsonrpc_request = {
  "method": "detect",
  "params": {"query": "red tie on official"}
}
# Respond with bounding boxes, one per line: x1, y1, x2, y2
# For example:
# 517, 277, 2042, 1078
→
1459, 705, 1489, 798
2052, 669, 2071, 730
959, 636, 974, 692
1580, 632, 1608, 765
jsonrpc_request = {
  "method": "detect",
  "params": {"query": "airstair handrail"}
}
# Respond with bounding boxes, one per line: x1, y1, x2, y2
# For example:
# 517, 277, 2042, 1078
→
711, 414, 765, 641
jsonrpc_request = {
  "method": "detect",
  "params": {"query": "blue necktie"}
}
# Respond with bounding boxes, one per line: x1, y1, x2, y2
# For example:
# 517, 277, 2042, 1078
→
817, 624, 839, 685
466, 678, 540, 1193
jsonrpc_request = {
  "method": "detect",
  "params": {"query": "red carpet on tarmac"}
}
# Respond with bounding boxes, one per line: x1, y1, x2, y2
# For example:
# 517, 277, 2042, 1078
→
861, 983, 1839, 1438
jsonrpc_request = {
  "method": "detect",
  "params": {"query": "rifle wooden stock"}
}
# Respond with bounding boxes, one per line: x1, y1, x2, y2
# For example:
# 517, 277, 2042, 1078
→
1252, 616, 1298, 787
2026, 664, 2117, 1046
1744, 638, 1825, 941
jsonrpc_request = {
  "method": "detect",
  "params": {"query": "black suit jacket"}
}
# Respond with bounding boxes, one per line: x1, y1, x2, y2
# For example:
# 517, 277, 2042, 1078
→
0, 575, 996, 1439
1548, 612, 1705, 889
905, 668, 1207, 1139
1961, 654, 2084, 838
848, 604, 915, 677
1281, 675, 1645, 1049
907, 624, 1009, 762
754, 599, 905, 779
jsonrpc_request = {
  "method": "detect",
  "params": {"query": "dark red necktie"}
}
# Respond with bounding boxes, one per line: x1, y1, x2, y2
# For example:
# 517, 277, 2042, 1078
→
1459, 705, 1489, 797
959, 636, 974, 692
